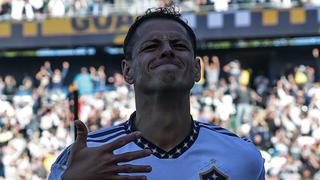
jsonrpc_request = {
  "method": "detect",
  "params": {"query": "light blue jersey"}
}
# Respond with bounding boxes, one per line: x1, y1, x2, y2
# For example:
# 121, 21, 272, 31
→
49, 112, 265, 180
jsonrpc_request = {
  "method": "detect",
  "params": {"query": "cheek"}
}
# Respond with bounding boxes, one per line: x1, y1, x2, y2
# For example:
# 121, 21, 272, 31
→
133, 58, 150, 79
138, 53, 157, 72
182, 55, 196, 71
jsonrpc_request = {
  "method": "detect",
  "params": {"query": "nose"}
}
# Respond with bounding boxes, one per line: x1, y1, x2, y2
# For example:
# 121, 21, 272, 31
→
160, 41, 175, 58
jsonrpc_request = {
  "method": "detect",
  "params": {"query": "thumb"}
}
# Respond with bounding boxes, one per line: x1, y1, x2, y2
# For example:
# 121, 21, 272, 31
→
67, 120, 88, 168
73, 120, 88, 151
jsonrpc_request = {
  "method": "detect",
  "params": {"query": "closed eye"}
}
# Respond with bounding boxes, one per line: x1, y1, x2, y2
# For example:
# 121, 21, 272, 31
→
141, 44, 158, 52
173, 43, 188, 50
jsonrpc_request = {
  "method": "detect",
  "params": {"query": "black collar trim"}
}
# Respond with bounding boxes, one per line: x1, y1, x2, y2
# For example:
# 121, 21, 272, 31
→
124, 112, 200, 159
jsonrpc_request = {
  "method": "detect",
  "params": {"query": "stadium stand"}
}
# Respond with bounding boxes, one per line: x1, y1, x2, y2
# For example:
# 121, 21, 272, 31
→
0, 54, 320, 179
1, 0, 320, 21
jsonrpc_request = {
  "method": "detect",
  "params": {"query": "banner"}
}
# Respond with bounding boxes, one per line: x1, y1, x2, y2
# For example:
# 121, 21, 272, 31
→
0, 7, 320, 49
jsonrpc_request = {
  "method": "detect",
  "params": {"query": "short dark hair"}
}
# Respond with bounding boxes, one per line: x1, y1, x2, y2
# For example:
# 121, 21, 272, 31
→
123, 6, 197, 61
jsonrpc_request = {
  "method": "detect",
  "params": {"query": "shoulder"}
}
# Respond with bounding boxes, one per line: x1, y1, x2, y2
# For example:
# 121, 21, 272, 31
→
196, 121, 247, 140
196, 121, 259, 155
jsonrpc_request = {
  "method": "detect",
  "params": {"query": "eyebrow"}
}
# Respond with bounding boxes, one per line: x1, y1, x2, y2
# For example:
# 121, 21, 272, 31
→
171, 38, 190, 44
141, 38, 161, 45
140, 36, 190, 46
138, 39, 161, 51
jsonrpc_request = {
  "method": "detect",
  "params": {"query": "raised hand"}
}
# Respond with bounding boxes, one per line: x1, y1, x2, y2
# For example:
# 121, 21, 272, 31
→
62, 120, 152, 180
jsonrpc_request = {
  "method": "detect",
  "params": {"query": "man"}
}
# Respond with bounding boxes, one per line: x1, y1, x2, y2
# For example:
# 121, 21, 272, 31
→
49, 7, 265, 180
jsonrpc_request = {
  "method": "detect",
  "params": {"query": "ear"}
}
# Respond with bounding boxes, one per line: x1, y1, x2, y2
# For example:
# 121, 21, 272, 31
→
121, 59, 134, 84
194, 56, 201, 82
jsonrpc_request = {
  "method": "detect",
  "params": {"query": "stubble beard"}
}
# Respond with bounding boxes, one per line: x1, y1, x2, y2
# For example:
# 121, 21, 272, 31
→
161, 71, 176, 84
137, 70, 193, 94
157, 71, 192, 92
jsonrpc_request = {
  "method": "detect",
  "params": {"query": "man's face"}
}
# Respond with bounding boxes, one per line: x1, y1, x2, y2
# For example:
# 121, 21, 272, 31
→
123, 18, 200, 93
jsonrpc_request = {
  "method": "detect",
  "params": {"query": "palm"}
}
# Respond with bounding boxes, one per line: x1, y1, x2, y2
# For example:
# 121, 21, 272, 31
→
62, 120, 152, 180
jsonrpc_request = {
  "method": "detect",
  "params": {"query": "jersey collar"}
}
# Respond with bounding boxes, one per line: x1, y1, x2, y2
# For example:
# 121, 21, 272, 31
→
124, 112, 200, 159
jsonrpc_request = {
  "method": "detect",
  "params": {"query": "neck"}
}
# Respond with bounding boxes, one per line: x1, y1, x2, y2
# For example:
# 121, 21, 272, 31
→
134, 90, 192, 151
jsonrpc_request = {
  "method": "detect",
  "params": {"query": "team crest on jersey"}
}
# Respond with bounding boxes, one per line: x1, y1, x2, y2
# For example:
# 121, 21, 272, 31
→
199, 166, 228, 180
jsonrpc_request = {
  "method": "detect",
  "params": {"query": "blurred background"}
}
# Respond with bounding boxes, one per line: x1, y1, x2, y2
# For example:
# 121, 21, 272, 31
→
1, 0, 320, 179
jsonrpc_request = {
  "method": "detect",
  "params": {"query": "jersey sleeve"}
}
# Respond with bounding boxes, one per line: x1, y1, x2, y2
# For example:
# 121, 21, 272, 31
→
257, 159, 265, 180
255, 149, 265, 180
48, 145, 72, 180
243, 137, 266, 180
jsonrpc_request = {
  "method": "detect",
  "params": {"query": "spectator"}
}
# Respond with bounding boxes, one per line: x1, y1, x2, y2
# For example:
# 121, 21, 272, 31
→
29, 0, 44, 19
3, 75, 16, 102
90, 65, 107, 93
0, 0, 10, 16
73, 67, 94, 95
234, 83, 254, 130
48, 0, 65, 17
73, 0, 88, 16
204, 55, 220, 90
45, 61, 69, 100
11, 0, 35, 20
36, 65, 50, 90
254, 73, 269, 107
211, 0, 230, 11
46, 61, 69, 90
16, 76, 33, 96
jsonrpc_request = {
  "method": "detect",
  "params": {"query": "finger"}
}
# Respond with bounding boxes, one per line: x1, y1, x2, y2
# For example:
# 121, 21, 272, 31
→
67, 120, 88, 167
106, 175, 147, 180
103, 131, 142, 151
109, 164, 152, 173
112, 149, 152, 163
73, 120, 88, 152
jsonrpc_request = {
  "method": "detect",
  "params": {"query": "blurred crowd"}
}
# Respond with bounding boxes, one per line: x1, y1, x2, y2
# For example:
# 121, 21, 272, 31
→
1, 51, 320, 179
0, 60, 127, 179
195, 53, 320, 180
1, 0, 320, 21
